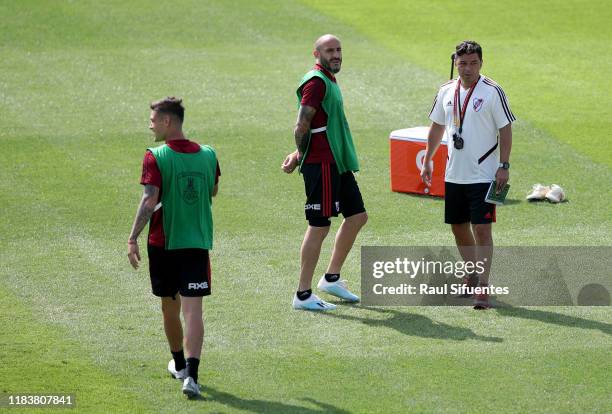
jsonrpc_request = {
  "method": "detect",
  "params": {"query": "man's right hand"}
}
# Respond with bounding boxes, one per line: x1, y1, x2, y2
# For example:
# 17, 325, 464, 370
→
420, 161, 433, 187
281, 151, 300, 174
420, 123, 444, 187
127, 240, 141, 269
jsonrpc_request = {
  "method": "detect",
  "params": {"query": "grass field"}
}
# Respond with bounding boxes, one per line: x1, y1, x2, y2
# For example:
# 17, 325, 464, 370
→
1, 1, 611, 413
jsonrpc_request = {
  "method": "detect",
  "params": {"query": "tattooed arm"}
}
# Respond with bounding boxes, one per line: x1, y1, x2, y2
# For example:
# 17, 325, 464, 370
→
294, 104, 316, 154
127, 184, 160, 269
282, 105, 317, 174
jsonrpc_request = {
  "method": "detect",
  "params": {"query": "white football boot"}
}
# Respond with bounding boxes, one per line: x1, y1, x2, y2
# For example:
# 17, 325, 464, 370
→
292, 293, 337, 311
182, 377, 200, 398
526, 184, 550, 201
317, 276, 360, 303
545, 184, 566, 203
168, 359, 187, 380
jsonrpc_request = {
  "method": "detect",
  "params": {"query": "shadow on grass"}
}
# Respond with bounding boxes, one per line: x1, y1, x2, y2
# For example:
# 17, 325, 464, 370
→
395, 193, 522, 206
500, 198, 522, 205
396, 192, 444, 201
198, 386, 352, 413
493, 301, 612, 335
321, 306, 502, 342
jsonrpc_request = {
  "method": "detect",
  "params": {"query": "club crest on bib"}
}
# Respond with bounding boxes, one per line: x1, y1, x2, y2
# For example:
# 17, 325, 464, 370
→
178, 172, 203, 204
473, 98, 484, 112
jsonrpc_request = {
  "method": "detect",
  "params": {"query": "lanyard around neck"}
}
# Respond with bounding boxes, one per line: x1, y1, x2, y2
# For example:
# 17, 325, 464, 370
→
453, 76, 479, 134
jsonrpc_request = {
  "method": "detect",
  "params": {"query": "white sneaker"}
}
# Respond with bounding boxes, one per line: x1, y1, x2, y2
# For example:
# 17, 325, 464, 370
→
317, 276, 360, 302
545, 184, 566, 203
526, 184, 550, 201
292, 293, 337, 311
182, 376, 200, 398
168, 359, 186, 380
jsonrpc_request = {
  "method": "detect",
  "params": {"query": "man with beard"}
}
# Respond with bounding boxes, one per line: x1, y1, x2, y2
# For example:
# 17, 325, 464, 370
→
281, 34, 367, 311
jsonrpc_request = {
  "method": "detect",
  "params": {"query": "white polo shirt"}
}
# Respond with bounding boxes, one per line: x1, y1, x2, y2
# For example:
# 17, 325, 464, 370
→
429, 75, 515, 184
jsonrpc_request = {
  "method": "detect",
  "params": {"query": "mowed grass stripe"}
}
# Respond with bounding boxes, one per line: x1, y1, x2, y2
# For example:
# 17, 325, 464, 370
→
0, 285, 156, 414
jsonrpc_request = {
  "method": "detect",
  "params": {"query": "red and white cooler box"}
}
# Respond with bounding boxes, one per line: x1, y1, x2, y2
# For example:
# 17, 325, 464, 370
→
389, 126, 448, 197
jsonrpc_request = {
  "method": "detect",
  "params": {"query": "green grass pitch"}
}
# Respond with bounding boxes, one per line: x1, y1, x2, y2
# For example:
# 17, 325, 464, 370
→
0, 1, 610, 413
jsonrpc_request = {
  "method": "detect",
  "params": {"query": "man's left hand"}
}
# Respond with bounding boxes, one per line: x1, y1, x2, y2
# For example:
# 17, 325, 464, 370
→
495, 168, 509, 193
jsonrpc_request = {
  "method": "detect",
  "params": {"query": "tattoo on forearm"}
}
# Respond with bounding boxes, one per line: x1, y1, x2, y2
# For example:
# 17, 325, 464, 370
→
294, 105, 316, 153
128, 185, 158, 241
295, 130, 310, 154
129, 204, 155, 241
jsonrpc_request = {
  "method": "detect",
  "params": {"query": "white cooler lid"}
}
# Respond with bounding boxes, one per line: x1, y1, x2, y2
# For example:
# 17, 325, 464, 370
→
390, 126, 448, 144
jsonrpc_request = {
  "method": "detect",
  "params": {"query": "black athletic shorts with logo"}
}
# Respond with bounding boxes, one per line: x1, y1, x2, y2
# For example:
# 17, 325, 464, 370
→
301, 162, 366, 227
444, 182, 496, 225
147, 245, 211, 298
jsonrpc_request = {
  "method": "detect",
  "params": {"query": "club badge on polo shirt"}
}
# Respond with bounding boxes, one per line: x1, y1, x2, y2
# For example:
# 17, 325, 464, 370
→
473, 98, 484, 112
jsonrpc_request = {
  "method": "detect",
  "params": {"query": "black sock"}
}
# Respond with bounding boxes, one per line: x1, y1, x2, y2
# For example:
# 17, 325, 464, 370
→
296, 289, 312, 301
186, 357, 200, 383
172, 349, 186, 371
325, 273, 340, 283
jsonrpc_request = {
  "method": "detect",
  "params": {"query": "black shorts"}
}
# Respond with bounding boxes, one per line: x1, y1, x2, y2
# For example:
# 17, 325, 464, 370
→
147, 244, 211, 297
444, 182, 496, 225
301, 162, 366, 226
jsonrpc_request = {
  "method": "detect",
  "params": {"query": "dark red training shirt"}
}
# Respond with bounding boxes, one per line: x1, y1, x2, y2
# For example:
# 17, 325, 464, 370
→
140, 139, 220, 247
299, 63, 335, 164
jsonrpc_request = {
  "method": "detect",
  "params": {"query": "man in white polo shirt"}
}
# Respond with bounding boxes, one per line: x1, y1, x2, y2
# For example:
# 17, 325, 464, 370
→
421, 40, 515, 309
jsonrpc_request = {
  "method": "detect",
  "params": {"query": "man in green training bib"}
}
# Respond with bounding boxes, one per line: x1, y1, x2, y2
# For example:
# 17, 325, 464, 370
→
127, 97, 220, 398
282, 34, 368, 311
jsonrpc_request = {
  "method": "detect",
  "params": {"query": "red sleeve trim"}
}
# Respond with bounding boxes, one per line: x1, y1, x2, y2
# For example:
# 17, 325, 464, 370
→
140, 150, 162, 188
300, 77, 326, 108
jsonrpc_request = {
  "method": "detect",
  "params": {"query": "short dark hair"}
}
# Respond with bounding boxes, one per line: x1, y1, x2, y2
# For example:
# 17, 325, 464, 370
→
150, 97, 185, 123
455, 40, 482, 61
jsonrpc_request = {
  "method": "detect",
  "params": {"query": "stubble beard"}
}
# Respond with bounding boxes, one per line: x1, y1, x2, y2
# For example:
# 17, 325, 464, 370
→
321, 57, 341, 74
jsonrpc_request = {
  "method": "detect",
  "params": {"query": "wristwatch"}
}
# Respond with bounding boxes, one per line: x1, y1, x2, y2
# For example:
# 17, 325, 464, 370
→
498, 162, 510, 169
